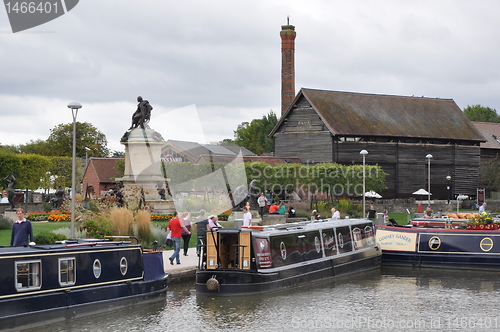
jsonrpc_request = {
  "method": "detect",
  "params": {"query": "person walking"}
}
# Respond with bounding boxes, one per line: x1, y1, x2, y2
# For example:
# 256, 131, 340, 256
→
180, 212, 192, 256
167, 212, 191, 265
11, 208, 34, 246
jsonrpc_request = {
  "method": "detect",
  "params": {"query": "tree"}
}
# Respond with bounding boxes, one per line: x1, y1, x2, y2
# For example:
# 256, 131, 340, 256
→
46, 122, 110, 157
232, 110, 278, 155
19, 139, 50, 155
463, 105, 500, 123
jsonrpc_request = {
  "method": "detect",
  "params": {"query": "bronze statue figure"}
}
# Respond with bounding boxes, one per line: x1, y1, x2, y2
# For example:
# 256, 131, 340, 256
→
50, 185, 65, 210
3, 173, 16, 210
129, 96, 153, 130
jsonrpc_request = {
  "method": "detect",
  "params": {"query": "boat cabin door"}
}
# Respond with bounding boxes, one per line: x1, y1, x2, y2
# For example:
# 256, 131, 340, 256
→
204, 230, 251, 270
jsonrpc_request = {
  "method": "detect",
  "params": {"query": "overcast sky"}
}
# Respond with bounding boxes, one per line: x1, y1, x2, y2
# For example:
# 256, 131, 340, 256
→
1, 0, 499, 153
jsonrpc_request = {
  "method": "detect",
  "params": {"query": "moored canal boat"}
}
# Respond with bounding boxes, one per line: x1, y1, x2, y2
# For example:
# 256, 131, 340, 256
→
196, 218, 381, 295
376, 218, 500, 270
0, 238, 168, 331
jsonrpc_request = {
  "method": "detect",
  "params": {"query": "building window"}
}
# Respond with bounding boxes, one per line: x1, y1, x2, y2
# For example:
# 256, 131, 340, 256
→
59, 257, 76, 286
93, 259, 102, 279
15, 260, 41, 291
120, 257, 128, 275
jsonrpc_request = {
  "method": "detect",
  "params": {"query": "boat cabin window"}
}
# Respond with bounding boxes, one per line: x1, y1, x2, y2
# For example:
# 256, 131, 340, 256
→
120, 257, 128, 275
93, 259, 102, 278
59, 257, 76, 286
15, 260, 41, 291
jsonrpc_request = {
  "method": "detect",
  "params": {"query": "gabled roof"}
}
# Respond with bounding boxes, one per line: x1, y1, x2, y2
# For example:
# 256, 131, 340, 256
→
86, 158, 123, 183
162, 139, 256, 163
194, 154, 302, 166
271, 88, 486, 142
472, 122, 500, 149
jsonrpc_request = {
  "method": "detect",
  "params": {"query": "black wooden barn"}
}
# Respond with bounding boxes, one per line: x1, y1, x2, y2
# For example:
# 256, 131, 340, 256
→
270, 88, 486, 199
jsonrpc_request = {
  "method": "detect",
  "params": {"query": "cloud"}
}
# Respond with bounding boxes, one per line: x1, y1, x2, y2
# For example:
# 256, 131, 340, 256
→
1, 0, 500, 153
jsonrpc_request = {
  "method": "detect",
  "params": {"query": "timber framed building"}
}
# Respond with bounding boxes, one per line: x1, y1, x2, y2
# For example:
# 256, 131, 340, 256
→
270, 88, 486, 199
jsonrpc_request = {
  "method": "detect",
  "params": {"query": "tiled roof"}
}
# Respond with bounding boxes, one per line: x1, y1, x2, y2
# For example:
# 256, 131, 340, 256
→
271, 88, 486, 142
88, 158, 123, 183
194, 154, 301, 166
472, 122, 500, 149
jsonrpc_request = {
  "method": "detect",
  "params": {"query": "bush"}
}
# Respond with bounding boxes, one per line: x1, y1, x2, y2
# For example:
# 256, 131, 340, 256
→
136, 210, 153, 244
35, 231, 67, 244
0, 217, 11, 230
110, 207, 133, 236
81, 218, 112, 239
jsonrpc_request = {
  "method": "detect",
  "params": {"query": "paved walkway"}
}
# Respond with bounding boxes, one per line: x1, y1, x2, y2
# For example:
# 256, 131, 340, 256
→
161, 247, 199, 283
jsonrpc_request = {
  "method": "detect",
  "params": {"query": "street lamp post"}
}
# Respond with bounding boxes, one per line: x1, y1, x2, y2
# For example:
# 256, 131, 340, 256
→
426, 154, 433, 206
68, 101, 82, 238
360, 150, 368, 219
446, 175, 451, 204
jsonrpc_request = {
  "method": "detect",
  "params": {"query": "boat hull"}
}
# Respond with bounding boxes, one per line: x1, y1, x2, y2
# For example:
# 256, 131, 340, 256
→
0, 242, 168, 331
196, 250, 380, 295
1, 276, 168, 331
197, 219, 382, 296
376, 225, 500, 270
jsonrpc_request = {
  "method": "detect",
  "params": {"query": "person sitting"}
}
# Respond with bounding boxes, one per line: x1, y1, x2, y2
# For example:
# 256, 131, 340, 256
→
311, 210, 320, 221
269, 202, 279, 214
277, 202, 286, 215
288, 206, 296, 218
331, 207, 340, 219
423, 206, 435, 218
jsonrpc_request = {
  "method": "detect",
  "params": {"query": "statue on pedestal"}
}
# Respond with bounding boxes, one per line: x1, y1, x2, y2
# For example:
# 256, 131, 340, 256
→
129, 96, 153, 130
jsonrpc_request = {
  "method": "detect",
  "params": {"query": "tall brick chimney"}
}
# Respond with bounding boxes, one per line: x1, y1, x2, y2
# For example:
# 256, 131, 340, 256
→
280, 21, 296, 116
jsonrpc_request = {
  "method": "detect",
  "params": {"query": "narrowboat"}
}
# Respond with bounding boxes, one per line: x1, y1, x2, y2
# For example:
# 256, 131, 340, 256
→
0, 238, 168, 331
196, 218, 381, 295
375, 217, 500, 270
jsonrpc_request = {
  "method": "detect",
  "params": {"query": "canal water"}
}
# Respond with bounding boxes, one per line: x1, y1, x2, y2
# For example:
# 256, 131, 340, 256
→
38, 266, 500, 331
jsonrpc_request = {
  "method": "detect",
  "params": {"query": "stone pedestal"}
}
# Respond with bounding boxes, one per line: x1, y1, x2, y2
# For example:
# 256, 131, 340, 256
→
116, 128, 175, 214
3, 210, 17, 222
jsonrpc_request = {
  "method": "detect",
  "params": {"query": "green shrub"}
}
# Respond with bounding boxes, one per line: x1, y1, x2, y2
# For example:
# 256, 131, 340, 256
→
0, 217, 11, 230
81, 218, 112, 239
35, 231, 67, 244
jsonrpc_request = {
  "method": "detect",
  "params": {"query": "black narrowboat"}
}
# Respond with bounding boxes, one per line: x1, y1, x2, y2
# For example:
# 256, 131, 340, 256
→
196, 219, 381, 295
0, 239, 168, 331
376, 221, 500, 270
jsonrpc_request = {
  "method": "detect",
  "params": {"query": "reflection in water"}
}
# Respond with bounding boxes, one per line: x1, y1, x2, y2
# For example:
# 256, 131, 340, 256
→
35, 267, 500, 331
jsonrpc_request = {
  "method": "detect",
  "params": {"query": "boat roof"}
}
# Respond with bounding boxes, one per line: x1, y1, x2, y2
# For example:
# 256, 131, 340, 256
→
0, 239, 140, 255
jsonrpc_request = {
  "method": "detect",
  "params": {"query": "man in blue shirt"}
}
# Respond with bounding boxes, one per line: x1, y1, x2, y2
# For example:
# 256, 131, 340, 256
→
10, 208, 34, 246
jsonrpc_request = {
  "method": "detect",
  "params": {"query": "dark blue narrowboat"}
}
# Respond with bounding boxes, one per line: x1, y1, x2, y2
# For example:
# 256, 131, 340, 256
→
196, 219, 381, 295
376, 222, 500, 270
0, 239, 168, 331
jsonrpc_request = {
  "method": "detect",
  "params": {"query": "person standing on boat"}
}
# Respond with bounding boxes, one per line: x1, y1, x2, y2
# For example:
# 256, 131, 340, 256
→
243, 206, 252, 226
479, 203, 487, 214
10, 208, 34, 246
167, 211, 191, 265
257, 193, 268, 218
180, 212, 192, 257
331, 207, 340, 219
207, 215, 222, 231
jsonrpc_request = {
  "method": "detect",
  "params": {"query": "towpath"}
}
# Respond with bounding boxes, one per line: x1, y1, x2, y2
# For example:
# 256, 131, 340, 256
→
162, 247, 199, 284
